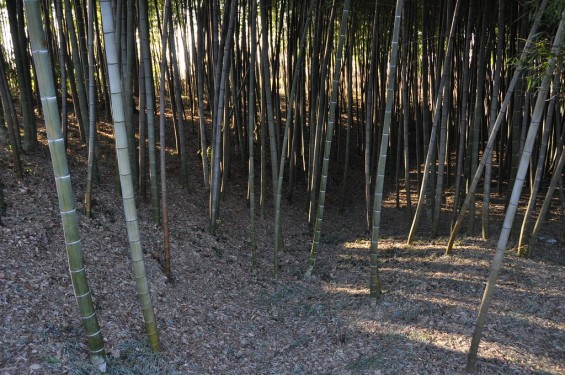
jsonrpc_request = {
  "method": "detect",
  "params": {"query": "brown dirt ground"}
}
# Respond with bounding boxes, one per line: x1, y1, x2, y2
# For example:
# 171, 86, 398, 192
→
1, 119, 564, 375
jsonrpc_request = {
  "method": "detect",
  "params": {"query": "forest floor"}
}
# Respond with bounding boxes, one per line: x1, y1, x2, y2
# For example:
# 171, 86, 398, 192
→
1, 119, 564, 375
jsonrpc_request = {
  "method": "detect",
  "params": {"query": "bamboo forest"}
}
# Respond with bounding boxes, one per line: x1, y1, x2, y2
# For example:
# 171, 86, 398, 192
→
0, 0, 564, 373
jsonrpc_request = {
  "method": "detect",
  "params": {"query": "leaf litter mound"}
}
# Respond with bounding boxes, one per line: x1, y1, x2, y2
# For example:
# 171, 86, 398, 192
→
0, 125, 564, 374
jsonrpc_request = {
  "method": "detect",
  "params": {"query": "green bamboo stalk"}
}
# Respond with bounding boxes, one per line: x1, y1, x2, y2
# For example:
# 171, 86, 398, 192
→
100, 0, 161, 351
305, 0, 351, 278
24, 0, 106, 369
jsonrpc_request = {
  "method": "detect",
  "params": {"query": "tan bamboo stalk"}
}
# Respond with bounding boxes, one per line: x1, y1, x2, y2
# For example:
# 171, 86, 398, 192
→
273, 0, 315, 275
364, 3, 379, 231
196, 5, 210, 190
365, 0, 404, 300
408, 0, 462, 244
518, 71, 561, 256
168, 14, 188, 189
467, 10, 565, 370
482, 0, 506, 239
100, 0, 161, 351
529, 137, 565, 250
305, 0, 351, 278
340, 20, 354, 214
125, 0, 137, 191
0, 53, 23, 178
401, 10, 412, 217
209, 0, 238, 235
248, 0, 257, 272
6, 0, 35, 152
24, 0, 106, 369
139, 0, 160, 223
530, 116, 565, 245
158, 0, 173, 280
445, 0, 550, 255
452, 0, 474, 226
64, 0, 89, 141
85, 0, 96, 218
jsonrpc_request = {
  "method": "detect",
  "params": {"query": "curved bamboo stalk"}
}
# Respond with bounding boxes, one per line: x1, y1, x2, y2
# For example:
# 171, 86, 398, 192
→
25, 0, 106, 369
100, 0, 161, 351
467, 10, 565, 370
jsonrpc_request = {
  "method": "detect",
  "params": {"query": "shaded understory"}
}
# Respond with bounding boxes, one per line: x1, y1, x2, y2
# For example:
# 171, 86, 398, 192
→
0, 125, 564, 374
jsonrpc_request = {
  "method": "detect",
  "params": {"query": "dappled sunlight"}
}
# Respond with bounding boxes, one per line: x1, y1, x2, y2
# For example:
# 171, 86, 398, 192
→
321, 283, 369, 296
380, 266, 486, 284
405, 291, 485, 311
352, 316, 563, 373
342, 239, 370, 249
501, 310, 565, 333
